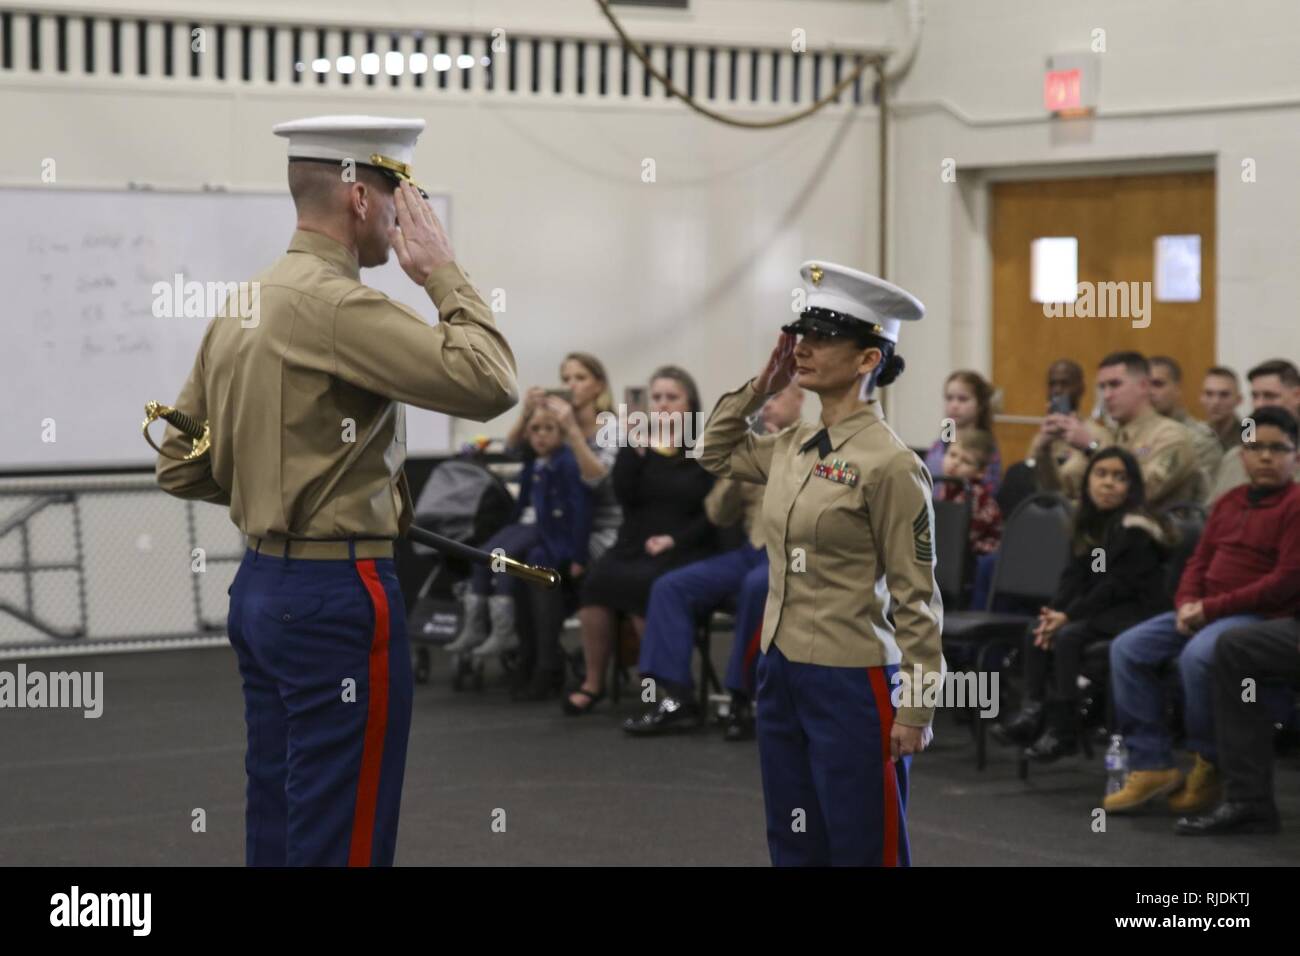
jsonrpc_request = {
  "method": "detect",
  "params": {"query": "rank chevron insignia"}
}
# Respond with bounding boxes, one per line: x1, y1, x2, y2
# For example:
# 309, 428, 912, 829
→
913, 504, 934, 563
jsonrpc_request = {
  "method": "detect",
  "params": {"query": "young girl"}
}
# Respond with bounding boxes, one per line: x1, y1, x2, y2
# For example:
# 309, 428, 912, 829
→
505, 353, 623, 699
445, 406, 593, 669
994, 447, 1171, 761
933, 427, 1003, 558
924, 370, 1002, 493
507, 352, 622, 563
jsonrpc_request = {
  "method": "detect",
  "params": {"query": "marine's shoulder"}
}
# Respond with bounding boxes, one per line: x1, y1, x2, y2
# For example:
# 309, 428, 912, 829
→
858, 418, 926, 475
1145, 412, 1196, 445
262, 252, 374, 308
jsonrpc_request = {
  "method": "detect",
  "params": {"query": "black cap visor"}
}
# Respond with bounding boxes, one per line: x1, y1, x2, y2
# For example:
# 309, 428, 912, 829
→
780, 309, 874, 340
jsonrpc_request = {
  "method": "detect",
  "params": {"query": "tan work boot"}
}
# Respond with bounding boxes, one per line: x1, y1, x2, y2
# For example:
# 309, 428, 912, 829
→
1168, 755, 1222, 815
1104, 768, 1184, 814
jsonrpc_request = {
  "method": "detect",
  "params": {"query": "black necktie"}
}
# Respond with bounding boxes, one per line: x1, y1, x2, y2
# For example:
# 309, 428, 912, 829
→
800, 428, 832, 459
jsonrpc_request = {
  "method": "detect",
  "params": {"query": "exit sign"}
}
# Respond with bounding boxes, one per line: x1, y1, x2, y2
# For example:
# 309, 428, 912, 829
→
1045, 53, 1098, 116
1044, 68, 1082, 111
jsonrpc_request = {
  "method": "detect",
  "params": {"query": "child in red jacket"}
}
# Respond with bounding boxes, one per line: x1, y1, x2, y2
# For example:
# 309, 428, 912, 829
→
933, 428, 1003, 556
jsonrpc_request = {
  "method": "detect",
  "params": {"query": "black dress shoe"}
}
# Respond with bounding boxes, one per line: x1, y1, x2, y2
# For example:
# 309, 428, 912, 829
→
1175, 801, 1281, 836
622, 695, 700, 736
991, 701, 1044, 746
1023, 728, 1078, 763
724, 700, 755, 742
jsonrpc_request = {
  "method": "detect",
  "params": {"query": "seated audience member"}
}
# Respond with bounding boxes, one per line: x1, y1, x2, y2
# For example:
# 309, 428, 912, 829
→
993, 448, 1170, 760
1208, 359, 1300, 503
563, 366, 717, 715
1148, 355, 1224, 480
1176, 615, 1300, 835
1105, 407, 1300, 815
933, 427, 1003, 558
1199, 365, 1244, 453
1033, 351, 1202, 510
504, 353, 626, 699
444, 406, 592, 665
999, 359, 1099, 517
506, 352, 622, 557
624, 383, 804, 738
923, 370, 1002, 493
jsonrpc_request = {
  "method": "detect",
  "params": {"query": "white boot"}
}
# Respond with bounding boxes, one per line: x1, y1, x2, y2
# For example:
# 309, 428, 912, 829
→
443, 593, 489, 654
472, 595, 520, 657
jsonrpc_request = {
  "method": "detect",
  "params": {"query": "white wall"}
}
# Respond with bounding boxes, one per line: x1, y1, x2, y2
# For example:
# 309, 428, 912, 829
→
1, 0, 893, 452
4, 0, 1298, 455
886, 0, 1300, 443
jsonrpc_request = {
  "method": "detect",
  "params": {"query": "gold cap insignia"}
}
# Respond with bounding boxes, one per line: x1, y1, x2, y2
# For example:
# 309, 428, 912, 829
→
809, 265, 824, 286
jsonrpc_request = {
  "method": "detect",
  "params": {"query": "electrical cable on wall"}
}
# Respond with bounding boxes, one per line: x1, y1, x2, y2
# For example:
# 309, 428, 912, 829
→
594, 0, 883, 129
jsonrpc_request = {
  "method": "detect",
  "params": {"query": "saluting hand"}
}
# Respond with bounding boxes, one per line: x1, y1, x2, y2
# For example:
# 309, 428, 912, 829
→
389, 180, 454, 286
755, 332, 798, 396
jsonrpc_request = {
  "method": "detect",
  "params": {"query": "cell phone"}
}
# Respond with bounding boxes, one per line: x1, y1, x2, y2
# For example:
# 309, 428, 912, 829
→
624, 386, 647, 414
545, 388, 574, 404
1048, 393, 1075, 416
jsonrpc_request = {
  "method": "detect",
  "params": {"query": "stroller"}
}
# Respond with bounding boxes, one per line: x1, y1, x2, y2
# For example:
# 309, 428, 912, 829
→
406, 458, 515, 690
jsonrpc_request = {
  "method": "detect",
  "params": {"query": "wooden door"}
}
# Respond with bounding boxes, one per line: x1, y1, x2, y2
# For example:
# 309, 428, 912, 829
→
991, 172, 1216, 465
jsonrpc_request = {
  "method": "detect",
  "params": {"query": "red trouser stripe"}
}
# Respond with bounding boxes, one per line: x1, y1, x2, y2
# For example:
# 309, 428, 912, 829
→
349, 559, 391, 868
867, 667, 900, 868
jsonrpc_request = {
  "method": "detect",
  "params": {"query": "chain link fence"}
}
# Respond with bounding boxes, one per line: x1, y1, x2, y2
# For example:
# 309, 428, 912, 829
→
0, 474, 243, 654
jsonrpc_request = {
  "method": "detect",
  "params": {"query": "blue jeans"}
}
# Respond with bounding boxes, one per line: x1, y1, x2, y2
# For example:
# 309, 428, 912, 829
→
1109, 610, 1263, 770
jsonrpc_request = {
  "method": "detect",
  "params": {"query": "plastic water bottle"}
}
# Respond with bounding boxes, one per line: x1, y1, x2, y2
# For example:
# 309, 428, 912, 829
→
1104, 735, 1129, 796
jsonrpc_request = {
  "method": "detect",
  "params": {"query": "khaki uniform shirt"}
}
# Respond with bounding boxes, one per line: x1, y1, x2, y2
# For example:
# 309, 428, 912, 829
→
1211, 418, 1241, 452
704, 477, 767, 550
697, 379, 945, 728
1038, 407, 1203, 509
1170, 408, 1225, 487
156, 229, 518, 544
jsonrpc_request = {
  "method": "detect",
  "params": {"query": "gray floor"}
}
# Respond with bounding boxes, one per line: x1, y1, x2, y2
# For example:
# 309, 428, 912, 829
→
1, 643, 1298, 866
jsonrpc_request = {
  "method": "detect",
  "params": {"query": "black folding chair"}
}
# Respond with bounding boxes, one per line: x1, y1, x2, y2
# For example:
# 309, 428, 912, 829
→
932, 478, 973, 608
942, 493, 1073, 769
694, 596, 736, 721
995, 460, 1040, 520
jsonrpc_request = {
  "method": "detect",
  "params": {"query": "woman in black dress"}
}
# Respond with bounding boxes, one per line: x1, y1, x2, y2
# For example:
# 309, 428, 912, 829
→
563, 366, 715, 714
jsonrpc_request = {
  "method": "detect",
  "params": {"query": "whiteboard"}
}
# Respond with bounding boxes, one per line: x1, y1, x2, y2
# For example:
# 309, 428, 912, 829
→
0, 187, 454, 470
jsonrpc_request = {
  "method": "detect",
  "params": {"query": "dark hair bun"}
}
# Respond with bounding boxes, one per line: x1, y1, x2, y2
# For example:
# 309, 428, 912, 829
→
876, 353, 906, 387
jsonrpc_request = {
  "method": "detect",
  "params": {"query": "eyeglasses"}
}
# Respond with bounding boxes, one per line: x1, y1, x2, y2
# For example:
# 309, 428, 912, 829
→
1242, 442, 1297, 455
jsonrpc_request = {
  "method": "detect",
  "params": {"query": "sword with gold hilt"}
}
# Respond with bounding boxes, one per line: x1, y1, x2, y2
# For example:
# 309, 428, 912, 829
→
141, 400, 560, 588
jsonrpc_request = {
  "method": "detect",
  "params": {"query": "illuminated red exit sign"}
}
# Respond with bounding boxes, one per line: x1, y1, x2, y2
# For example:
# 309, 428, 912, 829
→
1044, 53, 1098, 116
1044, 68, 1082, 111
